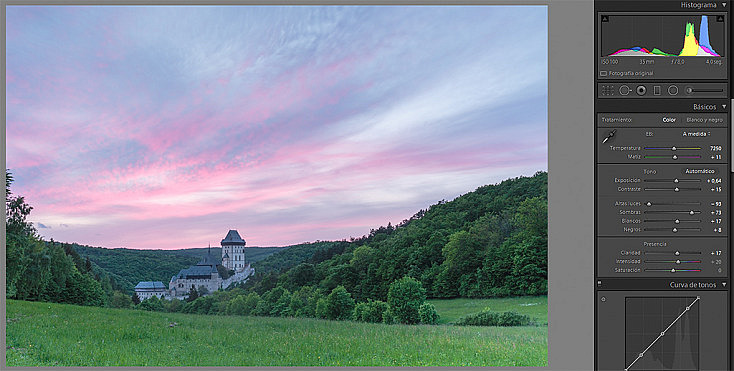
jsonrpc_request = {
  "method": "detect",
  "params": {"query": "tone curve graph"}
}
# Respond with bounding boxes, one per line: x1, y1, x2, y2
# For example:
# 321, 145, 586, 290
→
625, 297, 700, 371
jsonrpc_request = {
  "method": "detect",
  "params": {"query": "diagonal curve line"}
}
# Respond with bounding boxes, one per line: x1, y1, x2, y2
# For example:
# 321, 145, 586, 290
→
625, 297, 699, 371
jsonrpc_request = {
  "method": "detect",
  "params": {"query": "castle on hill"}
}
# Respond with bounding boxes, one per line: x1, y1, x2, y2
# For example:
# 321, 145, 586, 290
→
135, 230, 254, 301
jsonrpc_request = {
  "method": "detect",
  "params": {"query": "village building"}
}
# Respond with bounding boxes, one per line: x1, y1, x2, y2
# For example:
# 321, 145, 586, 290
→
134, 281, 168, 300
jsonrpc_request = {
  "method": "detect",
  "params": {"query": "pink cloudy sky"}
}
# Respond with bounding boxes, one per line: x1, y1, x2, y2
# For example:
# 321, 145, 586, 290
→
6, 6, 547, 249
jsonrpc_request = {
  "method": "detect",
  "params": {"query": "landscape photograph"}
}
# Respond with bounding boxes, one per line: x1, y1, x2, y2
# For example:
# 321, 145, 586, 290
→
5, 5, 548, 367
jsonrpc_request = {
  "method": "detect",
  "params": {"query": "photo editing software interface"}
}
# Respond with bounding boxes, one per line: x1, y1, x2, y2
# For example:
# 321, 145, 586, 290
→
595, 1, 733, 370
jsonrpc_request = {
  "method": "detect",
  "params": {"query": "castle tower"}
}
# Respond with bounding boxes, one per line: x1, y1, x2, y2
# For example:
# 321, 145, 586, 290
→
221, 229, 246, 272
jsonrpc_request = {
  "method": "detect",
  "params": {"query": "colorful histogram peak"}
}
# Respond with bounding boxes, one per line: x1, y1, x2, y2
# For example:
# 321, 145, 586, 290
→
608, 15, 720, 57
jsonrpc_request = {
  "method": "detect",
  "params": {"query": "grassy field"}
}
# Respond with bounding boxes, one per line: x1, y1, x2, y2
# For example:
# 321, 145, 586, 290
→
6, 299, 547, 367
428, 295, 548, 325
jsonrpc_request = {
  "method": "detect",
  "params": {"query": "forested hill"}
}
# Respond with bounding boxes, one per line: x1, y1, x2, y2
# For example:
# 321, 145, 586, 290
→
244, 171, 547, 301
251, 241, 339, 275
71, 245, 285, 293
7, 169, 545, 308
71, 240, 341, 294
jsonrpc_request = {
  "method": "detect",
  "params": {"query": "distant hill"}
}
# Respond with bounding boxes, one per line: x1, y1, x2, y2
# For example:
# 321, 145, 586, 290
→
244, 171, 548, 300
251, 241, 339, 275
72, 240, 341, 295
74, 171, 546, 300
72, 244, 285, 294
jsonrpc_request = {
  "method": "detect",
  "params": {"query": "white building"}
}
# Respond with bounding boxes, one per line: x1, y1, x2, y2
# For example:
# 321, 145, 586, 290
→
134, 281, 168, 300
221, 229, 247, 272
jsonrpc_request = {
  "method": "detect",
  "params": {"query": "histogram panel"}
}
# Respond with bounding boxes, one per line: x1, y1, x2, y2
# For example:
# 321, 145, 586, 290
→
601, 14, 724, 57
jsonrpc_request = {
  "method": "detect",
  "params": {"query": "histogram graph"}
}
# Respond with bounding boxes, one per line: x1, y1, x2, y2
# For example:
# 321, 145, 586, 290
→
625, 297, 700, 371
601, 14, 724, 57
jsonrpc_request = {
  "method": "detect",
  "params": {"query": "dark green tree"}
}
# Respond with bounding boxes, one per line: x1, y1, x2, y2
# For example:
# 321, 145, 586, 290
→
288, 286, 312, 317
362, 300, 389, 323
216, 265, 231, 279
275, 291, 293, 317
109, 291, 133, 308
325, 285, 355, 320
165, 298, 183, 313
62, 270, 105, 306
226, 295, 248, 315
315, 297, 328, 319
286, 263, 316, 289
252, 298, 271, 316
138, 295, 165, 311
418, 302, 439, 324
6, 170, 36, 298
387, 276, 426, 324
243, 292, 260, 315
352, 301, 368, 321
186, 286, 199, 302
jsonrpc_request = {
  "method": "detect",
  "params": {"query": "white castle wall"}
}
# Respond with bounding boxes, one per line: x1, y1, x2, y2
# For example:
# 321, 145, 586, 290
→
222, 264, 254, 290
166, 265, 254, 300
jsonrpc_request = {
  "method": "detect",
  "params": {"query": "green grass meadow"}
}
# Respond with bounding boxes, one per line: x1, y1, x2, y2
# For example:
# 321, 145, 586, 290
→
428, 295, 548, 325
6, 298, 547, 367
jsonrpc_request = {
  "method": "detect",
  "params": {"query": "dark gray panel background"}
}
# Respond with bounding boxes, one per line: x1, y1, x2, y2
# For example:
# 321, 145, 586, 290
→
0, 0, 596, 370
547, 0, 595, 370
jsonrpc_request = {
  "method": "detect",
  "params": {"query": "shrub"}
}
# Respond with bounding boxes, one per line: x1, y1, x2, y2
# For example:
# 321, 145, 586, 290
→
109, 291, 133, 309
326, 286, 354, 320
182, 296, 215, 315
271, 289, 292, 317
165, 298, 183, 313
353, 301, 368, 321
382, 307, 396, 324
63, 270, 106, 307
363, 300, 389, 323
263, 286, 286, 305
252, 299, 271, 316
243, 292, 260, 315
186, 287, 199, 302
387, 277, 426, 324
315, 298, 328, 319
418, 302, 439, 324
254, 286, 290, 317
289, 286, 313, 317
455, 310, 531, 326
302, 290, 322, 318
227, 295, 247, 315
138, 295, 165, 312
497, 311, 531, 326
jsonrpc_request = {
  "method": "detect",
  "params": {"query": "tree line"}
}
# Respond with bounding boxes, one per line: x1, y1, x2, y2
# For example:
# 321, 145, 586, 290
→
149, 171, 546, 326
117, 276, 440, 326
241, 171, 547, 302
6, 170, 107, 306
7, 170, 547, 320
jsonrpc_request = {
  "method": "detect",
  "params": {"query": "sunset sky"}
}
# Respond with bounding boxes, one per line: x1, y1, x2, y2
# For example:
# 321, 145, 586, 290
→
6, 6, 547, 249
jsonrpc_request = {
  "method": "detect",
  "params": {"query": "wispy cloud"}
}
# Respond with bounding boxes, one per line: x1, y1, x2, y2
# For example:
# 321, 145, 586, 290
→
7, 6, 547, 249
